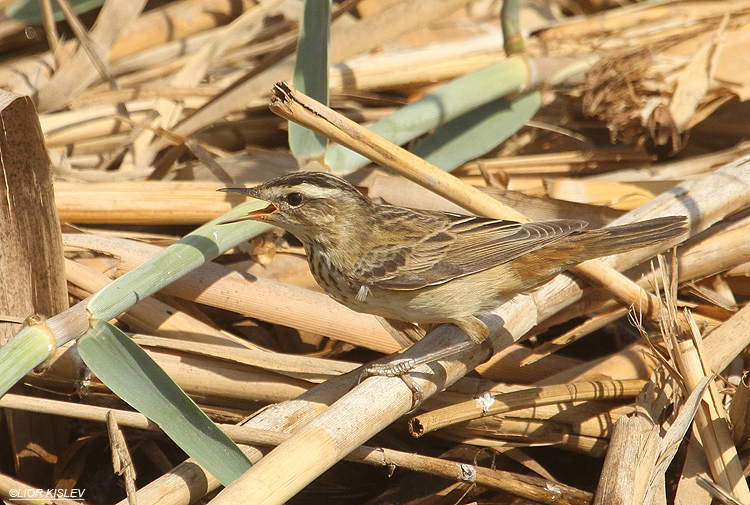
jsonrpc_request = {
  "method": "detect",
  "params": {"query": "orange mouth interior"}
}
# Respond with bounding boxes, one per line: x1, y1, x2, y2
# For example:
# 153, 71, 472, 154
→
221, 202, 277, 224
246, 202, 277, 218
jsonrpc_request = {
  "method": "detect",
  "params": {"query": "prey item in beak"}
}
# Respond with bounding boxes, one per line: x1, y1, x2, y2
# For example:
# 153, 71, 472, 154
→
217, 187, 277, 224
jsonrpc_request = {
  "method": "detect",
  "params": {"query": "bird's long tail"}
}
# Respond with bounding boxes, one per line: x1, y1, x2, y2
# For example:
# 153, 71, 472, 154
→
565, 215, 688, 262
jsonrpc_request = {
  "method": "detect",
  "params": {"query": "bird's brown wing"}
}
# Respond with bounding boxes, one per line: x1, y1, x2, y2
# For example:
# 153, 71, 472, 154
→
354, 213, 588, 290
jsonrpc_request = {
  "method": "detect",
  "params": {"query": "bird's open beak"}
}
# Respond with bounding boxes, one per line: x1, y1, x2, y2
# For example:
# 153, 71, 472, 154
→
221, 203, 278, 224
218, 187, 277, 224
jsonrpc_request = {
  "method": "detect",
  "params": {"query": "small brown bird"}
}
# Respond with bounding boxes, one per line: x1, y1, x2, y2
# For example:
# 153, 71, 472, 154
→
220, 171, 687, 349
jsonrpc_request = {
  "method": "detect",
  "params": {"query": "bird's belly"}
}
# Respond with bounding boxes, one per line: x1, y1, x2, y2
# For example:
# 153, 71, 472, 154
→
329, 267, 522, 324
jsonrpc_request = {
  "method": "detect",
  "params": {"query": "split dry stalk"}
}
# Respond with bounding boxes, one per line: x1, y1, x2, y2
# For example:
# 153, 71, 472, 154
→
594, 368, 713, 505
672, 312, 750, 502
729, 374, 750, 447
593, 408, 661, 505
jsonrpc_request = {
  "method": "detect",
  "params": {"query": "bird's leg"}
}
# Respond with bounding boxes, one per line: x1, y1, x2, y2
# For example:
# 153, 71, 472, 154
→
358, 316, 490, 412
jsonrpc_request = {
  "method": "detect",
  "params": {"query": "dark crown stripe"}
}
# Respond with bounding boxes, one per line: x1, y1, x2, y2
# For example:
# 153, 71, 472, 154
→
268, 171, 354, 192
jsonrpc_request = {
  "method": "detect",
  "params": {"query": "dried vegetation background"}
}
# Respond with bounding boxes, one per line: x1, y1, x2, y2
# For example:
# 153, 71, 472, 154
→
3, 0, 750, 503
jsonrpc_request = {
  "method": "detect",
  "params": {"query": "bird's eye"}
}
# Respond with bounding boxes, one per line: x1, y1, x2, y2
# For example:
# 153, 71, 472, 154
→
286, 192, 304, 206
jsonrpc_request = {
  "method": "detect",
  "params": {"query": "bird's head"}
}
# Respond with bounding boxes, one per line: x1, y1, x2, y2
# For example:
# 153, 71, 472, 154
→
219, 171, 373, 244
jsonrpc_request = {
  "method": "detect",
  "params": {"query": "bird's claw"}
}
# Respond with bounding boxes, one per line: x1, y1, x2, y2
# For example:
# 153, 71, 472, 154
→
358, 359, 424, 413
360, 358, 417, 378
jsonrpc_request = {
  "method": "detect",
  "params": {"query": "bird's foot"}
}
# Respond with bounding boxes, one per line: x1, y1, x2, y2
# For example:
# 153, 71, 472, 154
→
359, 358, 425, 412
358, 340, 476, 413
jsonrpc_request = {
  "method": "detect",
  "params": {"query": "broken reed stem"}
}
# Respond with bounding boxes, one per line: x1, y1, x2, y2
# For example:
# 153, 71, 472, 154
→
675, 311, 750, 502
0, 393, 591, 505
269, 81, 666, 319
411, 379, 647, 436
270, 81, 527, 220
593, 407, 660, 504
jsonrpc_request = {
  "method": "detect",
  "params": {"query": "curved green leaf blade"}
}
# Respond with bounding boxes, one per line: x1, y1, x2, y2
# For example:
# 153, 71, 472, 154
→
77, 319, 251, 485
290, 0, 331, 161
412, 91, 541, 171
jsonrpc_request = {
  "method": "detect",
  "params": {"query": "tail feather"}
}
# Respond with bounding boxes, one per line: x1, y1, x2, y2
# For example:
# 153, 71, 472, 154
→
565, 216, 687, 260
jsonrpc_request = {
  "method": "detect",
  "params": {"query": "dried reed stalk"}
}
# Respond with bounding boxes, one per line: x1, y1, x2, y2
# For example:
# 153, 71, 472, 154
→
441, 425, 609, 457
456, 404, 630, 441
430, 379, 632, 441
55, 181, 240, 224
671, 313, 750, 502
729, 374, 750, 447
411, 379, 647, 436
520, 306, 629, 366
